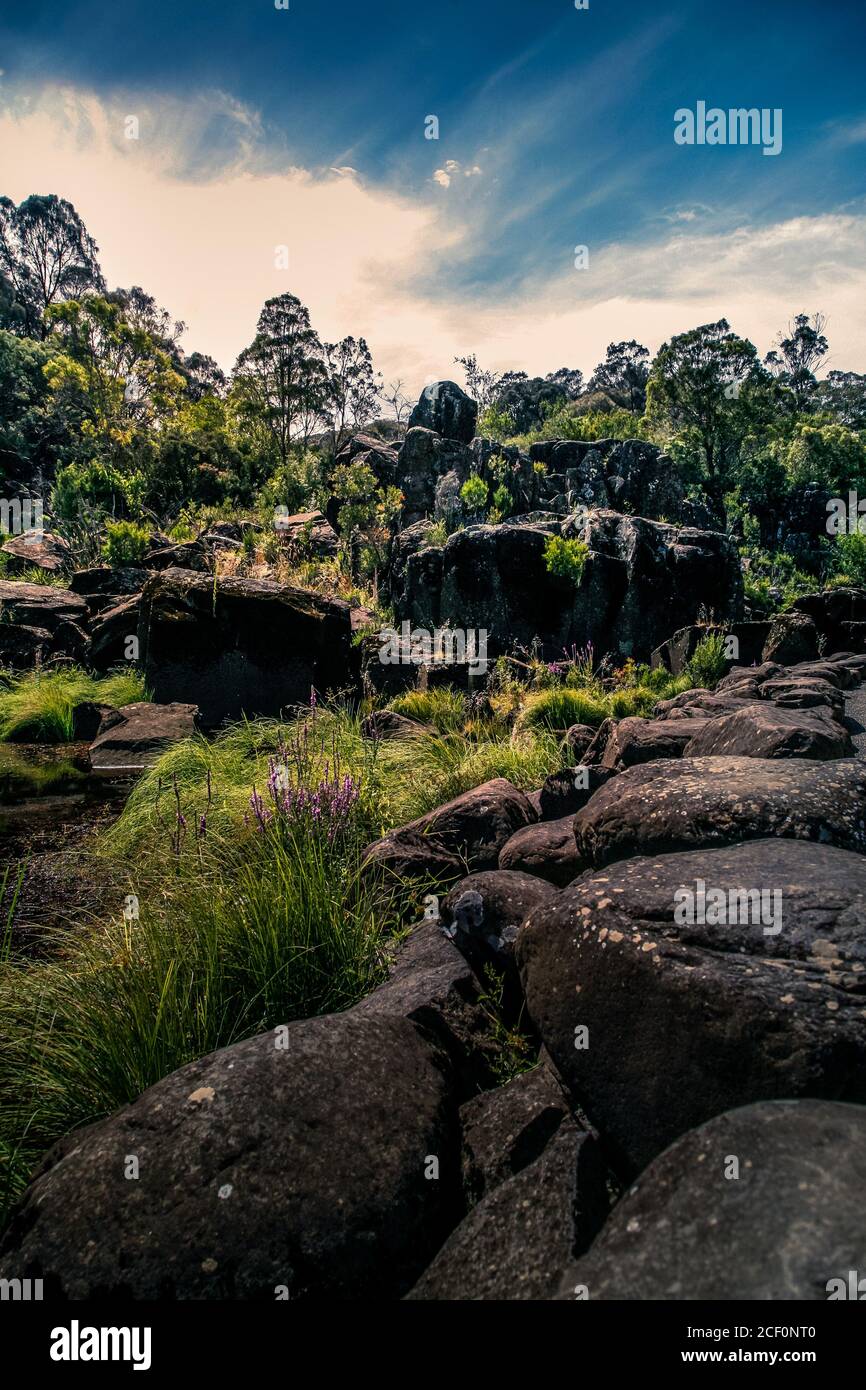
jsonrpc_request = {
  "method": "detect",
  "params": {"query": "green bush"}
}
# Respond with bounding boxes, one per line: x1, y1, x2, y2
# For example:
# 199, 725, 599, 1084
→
686, 632, 729, 689
543, 535, 589, 585
460, 475, 489, 512
102, 519, 151, 566
834, 532, 866, 588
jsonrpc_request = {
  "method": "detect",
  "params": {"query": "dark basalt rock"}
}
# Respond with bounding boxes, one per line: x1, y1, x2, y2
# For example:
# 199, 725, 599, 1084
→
407, 379, 478, 444
519, 838, 866, 1177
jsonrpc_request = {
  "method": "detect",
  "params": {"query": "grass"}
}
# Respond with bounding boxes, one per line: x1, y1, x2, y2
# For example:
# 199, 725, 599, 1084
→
387, 687, 469, 733
0, 667, 147, 742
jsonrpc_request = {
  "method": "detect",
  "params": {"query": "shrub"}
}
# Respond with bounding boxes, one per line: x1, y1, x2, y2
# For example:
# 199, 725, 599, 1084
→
543, 535, 589, 586
102, 519, 151, 566
686, 632, 728, 689
834, 532, 866, 588
518, 686, 608, 731
387, 688, 467, 733
460, 475, 489, 513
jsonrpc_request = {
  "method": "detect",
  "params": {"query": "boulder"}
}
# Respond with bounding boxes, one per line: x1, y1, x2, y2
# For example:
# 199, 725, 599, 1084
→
273, 509, 338, 558
396, 429, 474, 525
588, 715, 708, 769
363, 778, 535, 879
563, 724, 596, 761
716, 661, 785, 691
88, 594, 141, 670
138, 569, 357, 727
88, 701, 199, 773
407, 380, 478, 444
498, 817, 583, 887
441, 868, 559, 962
760, 676, 844, 714
406, 1119, 608, 1301
0, 1013, 461, 1299
537, 765, 614, 818
556, 1100, 866, 1300
574, 755, 866, 867
651, 621, 770, 676
0, 622, 53, 669
519, 838, 866, 1176
762, 611, 820, 664
1, 531, 70, 575
793, 587, 866, 654
682, 702, 853, 760
458, 1064, 574, 1203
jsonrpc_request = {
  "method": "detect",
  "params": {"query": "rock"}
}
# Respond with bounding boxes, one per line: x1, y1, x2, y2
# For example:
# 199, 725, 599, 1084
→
71, 701, 123, 741
360, 828, 467, 885
441, 869, 559, 962
0, 580, 88, 633
499, 817, 583, 887
389, 511, 743, 663
1, 530, 70, 575
651, 622, 770, 676
273, 510, 338, 558
519, 838, 866, 1176
556, 1100, 866, 1300
654, 690, 758, 719
716, 662, 785, 692
682, 702, 853, 760
760, 676, 844, 714
352, 919, 498, 1090
762, 611, 820, 664
68, 566, 147, 605
88, 594, 141, 670
407, 380, 478, 444
574, 755, 866, 867
589, 715, 709, 769
143, 538, 211, 572
459, 1064, 573, 1203
787, 658, 858, 690
538, 765, 614, 818
406, 1120, 609, 1301
395, 429, 474, 525
0, 1013, 461, 1299
363, 778, 535, 879
563, 724, 596, 760
0, 622, 53, 669
793, 587, 866, 654
138, 569, 357, 727
88, 701, 199, 773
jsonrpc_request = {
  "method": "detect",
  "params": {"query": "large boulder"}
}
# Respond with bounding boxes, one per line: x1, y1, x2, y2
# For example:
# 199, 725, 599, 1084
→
388, 511, 743, 663
793, 587, 866, 655
682, 702, 853, 760
88, 594, 141, 670
574, 755, 866, 867
652, 621, 770, 676
0, 580, 87, 633
556, 1100, 866, 1300
407, 380, 478, 444
519, 838, 866, 1177
138, 569, 357, 727
587, 715, 708, 769
88, 701, 199, 774
762, 611, 820, 664
395, 429, 473, 525
0, 1012, 461, 1299
363, 778, 536, 879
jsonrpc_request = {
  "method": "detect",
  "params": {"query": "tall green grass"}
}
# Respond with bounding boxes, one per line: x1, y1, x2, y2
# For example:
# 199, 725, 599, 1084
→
0, 667, 147, 742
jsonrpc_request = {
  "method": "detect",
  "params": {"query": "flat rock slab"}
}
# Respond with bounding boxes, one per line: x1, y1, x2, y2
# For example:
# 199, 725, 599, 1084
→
519, 838, 866, 1177
0, 1013, 461, 1300
574, 755, 866, 867
0, 580, 87, 631
1, 531, 70, 574
88, 701, 198, 773
683, 701, 853, 760
556, 1100, 866, 1301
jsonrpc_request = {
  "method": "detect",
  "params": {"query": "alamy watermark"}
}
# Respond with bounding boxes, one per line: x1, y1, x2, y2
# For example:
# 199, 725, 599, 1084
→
0, 496, 43, 542
674, 102, 782, 156
674, 878, 782, 936
827, 491, 866, 535
378, 621, 489, 675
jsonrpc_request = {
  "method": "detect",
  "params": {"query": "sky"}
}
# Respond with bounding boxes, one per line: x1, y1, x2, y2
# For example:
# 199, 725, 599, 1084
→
0, 0, 865, 395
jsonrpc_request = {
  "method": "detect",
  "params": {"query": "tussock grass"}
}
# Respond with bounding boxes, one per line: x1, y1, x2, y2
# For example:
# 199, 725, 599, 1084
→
0, 667, 147, 742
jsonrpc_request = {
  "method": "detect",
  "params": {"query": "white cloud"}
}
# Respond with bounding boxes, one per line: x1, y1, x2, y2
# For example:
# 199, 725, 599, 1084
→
0, 84, 864, 397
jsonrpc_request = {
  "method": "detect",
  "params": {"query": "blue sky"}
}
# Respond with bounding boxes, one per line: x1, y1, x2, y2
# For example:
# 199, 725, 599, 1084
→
0, 0, 864, 386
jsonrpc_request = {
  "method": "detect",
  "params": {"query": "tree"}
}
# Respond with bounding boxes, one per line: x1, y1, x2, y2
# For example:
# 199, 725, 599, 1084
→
492, 368, 584, 433
589, 341, 650, 412
44, 294, 185, 457
0, 194, 105, 338
646, 319, 768, 506
0, 330, 58, 490
324, 336, 381, 454
232, 293, 327, 466
764, 313, 829, 411
454, 353, 500, 411
812, 371, 866, 430
383, 378, 412, 425
180, 351, 227, 402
